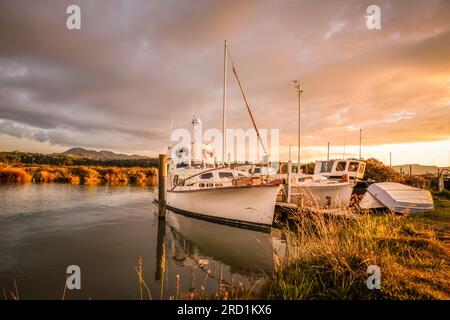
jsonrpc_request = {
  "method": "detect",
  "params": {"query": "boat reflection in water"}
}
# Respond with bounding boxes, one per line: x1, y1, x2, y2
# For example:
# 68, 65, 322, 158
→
155, 210, 287, 296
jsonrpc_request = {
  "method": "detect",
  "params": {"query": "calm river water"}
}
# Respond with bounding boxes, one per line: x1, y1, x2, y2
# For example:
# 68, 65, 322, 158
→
0, 184, 285, 299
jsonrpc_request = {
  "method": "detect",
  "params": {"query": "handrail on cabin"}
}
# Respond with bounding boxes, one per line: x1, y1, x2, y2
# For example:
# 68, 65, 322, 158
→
169, 162, 268, 191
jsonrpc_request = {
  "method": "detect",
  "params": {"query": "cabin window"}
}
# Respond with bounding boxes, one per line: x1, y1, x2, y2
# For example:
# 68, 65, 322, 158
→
359, 163, 366, 174
336, 161, 347, 171
200, 172, 214, 180
199, 183, 205, 188
219, 172, 234, 179
320, 161, 333, 172
173, 175, 179, 186
176, 162, 188, 168
206, 183, 214, 187
215, 183, 223, 187
348, 162, 359, 172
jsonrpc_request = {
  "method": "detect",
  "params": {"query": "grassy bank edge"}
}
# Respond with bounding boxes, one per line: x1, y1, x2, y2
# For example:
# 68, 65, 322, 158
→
261, 197, 449, 300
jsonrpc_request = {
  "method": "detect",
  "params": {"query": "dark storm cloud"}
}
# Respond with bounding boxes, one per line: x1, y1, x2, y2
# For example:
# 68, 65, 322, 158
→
0, 0, 449, 155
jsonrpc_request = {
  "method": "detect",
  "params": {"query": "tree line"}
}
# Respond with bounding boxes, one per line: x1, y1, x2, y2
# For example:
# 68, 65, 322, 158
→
0, 151, 159, 168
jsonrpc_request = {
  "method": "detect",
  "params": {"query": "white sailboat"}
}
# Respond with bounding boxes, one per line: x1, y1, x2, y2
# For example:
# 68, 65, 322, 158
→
165, 41, 280, 230
166, 159, 280, 228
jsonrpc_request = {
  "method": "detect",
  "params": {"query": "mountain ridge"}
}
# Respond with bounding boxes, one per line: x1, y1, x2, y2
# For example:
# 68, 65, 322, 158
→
59, 147, 148, 160
392, 164, 449, 175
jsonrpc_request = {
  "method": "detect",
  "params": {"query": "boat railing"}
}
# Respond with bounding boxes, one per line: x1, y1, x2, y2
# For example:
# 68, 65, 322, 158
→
170, 163, 271, 191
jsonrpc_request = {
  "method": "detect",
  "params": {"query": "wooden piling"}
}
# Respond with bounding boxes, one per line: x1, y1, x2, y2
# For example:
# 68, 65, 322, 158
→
158, 154, 167, 219
286, 160, 292, 203
438, 175, 444, 192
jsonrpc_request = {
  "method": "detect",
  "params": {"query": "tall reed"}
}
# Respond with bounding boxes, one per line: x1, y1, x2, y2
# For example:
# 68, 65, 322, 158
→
0, 167, 31, 183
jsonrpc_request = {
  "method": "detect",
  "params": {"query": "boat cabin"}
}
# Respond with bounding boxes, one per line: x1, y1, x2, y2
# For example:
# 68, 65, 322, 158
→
169, 168, 250, 190
248, 166, 278, 176
314, 159, 366, 180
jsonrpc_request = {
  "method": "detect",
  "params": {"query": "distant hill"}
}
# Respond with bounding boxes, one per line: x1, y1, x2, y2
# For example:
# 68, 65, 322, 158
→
60, 147, 147, 161
393, 164, 450, 175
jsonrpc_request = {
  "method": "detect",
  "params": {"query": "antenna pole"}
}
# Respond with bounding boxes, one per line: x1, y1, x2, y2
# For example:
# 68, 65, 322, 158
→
327, 142, 330, 161
222, 40, 228, 164
343, 135, 346, 159
359, 128, 362, 160
293, 81, 303, 170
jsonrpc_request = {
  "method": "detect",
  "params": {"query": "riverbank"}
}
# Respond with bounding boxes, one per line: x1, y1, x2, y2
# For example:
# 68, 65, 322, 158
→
0, 163, 157, 186
262, 195, 450, 300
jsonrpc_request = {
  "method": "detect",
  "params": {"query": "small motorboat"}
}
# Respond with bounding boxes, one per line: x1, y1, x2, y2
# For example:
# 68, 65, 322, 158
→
278, 159, 366, 210
288, 174, 354, 209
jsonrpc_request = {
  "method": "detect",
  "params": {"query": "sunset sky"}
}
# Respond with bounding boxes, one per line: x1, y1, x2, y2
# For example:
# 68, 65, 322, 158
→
0, 0, 449, 166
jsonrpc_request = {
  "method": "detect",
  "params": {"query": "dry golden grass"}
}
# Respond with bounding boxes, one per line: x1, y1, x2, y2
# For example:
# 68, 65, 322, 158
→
264, 207, 450, 300
0, 167, 32, 183
0, 164, 157, 186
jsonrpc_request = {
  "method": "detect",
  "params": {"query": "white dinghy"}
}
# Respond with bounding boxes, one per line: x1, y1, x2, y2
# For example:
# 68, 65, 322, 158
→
360, 182, 434, 214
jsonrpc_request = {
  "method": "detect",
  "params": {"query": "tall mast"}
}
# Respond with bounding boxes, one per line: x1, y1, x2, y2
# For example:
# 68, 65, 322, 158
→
222, 40, 228, 164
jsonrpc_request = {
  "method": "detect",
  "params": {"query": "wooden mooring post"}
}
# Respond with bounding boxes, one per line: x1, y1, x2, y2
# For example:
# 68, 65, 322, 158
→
158, 154, 167, 219
286, 159, 292, 203
439, 175, 444, 192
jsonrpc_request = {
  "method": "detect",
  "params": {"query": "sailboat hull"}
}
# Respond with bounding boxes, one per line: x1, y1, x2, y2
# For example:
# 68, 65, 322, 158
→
167, 185, 279, 229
